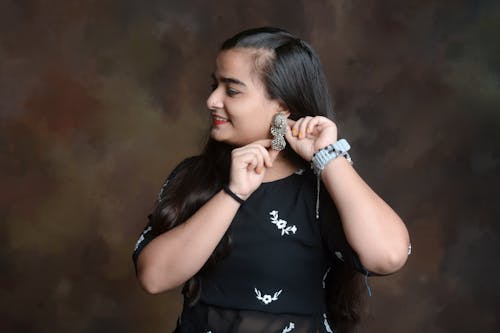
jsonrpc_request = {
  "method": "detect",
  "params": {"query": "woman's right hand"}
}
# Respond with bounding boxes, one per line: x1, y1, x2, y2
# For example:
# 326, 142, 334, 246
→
228, 139, 280, 200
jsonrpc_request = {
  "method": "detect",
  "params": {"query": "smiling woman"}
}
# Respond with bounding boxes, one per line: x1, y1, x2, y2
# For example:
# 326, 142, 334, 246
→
132, 27, 410, 333
207, 48, 284, 147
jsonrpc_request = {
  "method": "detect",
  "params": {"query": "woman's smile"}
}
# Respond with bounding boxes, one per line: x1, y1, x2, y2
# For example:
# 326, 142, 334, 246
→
212, 113, 230, 126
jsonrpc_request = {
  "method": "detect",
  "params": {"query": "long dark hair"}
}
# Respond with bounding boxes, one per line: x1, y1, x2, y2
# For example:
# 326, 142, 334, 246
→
150, 27, 365, 332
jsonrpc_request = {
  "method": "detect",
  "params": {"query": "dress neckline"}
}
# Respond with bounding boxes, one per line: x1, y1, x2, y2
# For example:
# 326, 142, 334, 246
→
261, 168, 305, 185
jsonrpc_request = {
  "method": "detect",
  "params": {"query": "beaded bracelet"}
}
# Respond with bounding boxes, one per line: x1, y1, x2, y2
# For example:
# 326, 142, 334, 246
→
311, 138, 352, 175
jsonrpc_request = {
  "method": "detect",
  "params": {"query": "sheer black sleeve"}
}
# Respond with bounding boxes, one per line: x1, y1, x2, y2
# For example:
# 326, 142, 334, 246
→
324, 214, 380, 277
319, 183, 381, 277
131, 157, 196, 274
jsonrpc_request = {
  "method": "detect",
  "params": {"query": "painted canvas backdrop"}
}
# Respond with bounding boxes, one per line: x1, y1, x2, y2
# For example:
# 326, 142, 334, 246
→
1, 0, 499, 332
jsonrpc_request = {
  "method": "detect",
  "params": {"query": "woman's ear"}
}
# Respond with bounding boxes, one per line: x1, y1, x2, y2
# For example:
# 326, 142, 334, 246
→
277, 101, 290, 117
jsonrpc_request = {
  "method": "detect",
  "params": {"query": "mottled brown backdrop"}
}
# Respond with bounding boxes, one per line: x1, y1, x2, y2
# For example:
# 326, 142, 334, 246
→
1, 0, 499, 332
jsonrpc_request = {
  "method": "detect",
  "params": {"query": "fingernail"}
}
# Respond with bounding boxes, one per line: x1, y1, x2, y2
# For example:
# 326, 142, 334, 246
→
306, 127, 311, 134
256, 167, 262, 174
292, 129, 298, 136
298, 132, 303, 139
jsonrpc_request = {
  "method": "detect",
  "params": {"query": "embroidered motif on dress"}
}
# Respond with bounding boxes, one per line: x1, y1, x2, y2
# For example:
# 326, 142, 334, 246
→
269, 210, 297, 236
254, 287, 282, 304
322, 266, 331, 288
134, 226, 152, 251
323, 313, 334, 333
334, 251, 344, 261
294, 168, 305, 175
157, 179, 170, 201
282, 322, 295, 333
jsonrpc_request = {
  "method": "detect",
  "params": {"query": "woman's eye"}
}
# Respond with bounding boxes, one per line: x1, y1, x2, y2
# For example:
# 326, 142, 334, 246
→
210, 82, 239, 96
226, 88, 239, 96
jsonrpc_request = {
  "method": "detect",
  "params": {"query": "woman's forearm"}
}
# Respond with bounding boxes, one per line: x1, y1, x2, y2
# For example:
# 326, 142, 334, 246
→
321, 157, 410, 274
136, 189, 240, 293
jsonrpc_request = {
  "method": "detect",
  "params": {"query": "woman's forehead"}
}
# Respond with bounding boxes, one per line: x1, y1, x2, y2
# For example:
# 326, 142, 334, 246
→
215, 49, 253, 74
214, 48, 265, 87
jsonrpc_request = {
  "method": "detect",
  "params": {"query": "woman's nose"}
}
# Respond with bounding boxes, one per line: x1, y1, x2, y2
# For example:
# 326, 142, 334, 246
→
206, 89, 223, 110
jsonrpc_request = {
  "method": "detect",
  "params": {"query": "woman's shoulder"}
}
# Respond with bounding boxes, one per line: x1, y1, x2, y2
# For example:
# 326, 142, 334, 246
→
169, 155, 204, 174
155, 155, 203, 202
174, 155, 202, 168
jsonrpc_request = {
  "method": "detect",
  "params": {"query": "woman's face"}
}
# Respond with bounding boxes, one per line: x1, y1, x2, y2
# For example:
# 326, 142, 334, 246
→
207, 48, 284, 147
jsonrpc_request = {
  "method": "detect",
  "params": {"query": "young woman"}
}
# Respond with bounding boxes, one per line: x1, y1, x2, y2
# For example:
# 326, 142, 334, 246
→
133, 27, 410, 333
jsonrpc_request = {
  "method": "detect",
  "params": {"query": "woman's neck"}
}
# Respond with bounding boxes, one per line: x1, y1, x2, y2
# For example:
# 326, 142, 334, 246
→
262, 152, 303, 183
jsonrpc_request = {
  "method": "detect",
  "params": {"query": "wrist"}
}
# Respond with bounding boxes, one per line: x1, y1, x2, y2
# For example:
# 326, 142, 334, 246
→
320, 154, 351, 179
223, 185, 247, 204
311, 138, 353, 175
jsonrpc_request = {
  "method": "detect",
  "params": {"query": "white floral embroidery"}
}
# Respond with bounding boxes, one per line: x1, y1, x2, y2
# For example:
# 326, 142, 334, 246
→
134, 226, 152, 251
157, 179, 170, 201
322, 266, 331, 288
254, 287, 282, 305
334, 251, 344, 261
408, 243, 412, 255
294, 168, 305, 175
282, 322, 295, 333
323, 313, 333, 333
269, 210, 297, 236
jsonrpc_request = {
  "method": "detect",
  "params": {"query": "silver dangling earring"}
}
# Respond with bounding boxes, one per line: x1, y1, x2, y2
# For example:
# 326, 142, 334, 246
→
270, 112, 287, 151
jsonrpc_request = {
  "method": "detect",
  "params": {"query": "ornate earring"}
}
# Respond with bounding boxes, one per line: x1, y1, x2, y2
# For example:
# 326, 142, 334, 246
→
270, 112, 287, 151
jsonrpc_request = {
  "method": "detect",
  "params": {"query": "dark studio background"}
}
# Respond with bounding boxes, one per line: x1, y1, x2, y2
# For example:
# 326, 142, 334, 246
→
1, 0, 499, 332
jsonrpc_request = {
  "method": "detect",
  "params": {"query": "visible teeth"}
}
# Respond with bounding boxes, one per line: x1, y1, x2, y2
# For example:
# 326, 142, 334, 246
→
214, 116, 227, 121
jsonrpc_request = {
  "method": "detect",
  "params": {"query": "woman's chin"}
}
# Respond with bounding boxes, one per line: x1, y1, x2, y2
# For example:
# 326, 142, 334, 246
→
210, 130, 231, 144
210, 128, 223, 139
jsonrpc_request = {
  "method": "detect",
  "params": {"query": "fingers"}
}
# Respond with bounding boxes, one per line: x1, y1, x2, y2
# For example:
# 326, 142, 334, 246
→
268, 148, 280, 164
305, 116, 326, 135
285, 124, 296, 144
249, 139, 279, 168
299, 117, 313, 138
292, 117, 308, 138
233, 147, 264, 173
288, 118, 300, 137
232, 141, 276, 174
289, 116, 332, 139
252, 139, 273, 148
290, 116, 313, 139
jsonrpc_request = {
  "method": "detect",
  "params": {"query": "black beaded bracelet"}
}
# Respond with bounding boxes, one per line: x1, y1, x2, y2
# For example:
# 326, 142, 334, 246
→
223, 185, 245, 205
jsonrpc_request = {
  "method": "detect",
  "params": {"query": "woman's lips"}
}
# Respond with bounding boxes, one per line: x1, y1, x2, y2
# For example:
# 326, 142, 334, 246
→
213, 119, 228, 125
212, 114, 229, 126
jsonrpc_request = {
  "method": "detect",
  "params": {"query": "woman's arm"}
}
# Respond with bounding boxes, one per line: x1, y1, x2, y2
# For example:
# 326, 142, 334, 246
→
136, 189, 240, 294
136, 139, 279, 294
321, 156, 410, 275
286, 116, 410, 275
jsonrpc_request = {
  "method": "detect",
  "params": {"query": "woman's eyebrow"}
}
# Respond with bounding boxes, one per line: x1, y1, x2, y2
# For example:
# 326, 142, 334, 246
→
211, 73, 247, 87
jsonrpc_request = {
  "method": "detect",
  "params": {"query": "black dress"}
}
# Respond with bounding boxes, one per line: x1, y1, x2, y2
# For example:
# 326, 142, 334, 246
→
133, 157, 374, 333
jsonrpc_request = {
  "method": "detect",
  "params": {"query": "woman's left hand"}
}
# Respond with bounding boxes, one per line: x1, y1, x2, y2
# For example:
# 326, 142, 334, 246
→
285, 116, 338, 161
